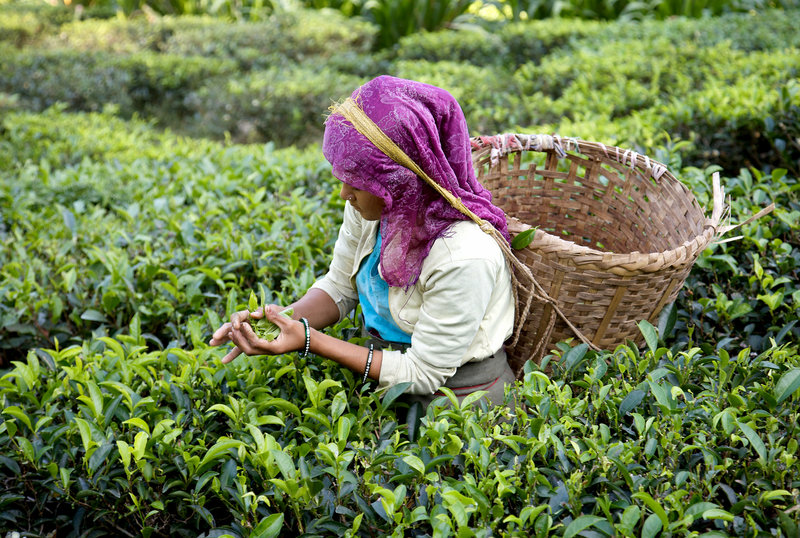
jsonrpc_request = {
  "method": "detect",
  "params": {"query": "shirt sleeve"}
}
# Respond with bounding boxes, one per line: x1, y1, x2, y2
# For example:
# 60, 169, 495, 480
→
378, 255, 502, 395
309, 203, 361, 321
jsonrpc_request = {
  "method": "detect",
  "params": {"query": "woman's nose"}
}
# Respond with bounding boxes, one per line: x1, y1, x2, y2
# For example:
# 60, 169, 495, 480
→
340, 183, 353, 201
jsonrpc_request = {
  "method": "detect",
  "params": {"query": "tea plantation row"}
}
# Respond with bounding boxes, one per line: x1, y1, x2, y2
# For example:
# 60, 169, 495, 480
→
1, 3, 799, 173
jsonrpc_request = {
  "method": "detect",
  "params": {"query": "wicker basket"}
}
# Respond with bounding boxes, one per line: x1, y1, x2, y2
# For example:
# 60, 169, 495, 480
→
470, 134, 724, 375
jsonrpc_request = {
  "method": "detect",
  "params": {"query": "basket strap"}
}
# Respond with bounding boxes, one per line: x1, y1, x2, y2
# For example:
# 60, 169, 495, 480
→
330, 98, 600, 362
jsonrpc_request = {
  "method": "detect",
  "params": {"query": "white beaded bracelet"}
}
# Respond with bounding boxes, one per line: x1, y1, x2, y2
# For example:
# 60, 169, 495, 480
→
362, 344, 374, 383
299, 318, 310, 359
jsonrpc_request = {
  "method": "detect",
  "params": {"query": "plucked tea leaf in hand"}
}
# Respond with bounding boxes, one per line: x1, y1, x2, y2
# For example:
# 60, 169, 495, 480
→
248, 290, 259, 312
246, 290, 293, 340
253, 308, 294, 341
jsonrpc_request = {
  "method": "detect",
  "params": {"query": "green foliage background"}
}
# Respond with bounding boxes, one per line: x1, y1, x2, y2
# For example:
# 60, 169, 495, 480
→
0, 0, 799, 536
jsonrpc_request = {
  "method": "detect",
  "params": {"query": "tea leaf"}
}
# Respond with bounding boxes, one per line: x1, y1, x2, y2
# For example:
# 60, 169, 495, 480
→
774, 368, 800, 404
402, 455, 425, 475
511, 228, 537, 250
702, 508, 735, 521
638, 320, 658, 354
269, 449, 296, 480
253, 513, 284, 538
563, 343, 589, 373
641, 513, 662, 538
633, 491, 669, 528
380, 381, 412, 410
3, 407, 33, 432
564, 515, 605, 538
199, 437, 244, 470
737, 420, 767, 461
619, 389, 646, 416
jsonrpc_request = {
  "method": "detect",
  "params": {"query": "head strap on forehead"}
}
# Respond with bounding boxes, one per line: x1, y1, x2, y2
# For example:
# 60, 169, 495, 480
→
330, 97, 493, 235
323, 75, 511, 295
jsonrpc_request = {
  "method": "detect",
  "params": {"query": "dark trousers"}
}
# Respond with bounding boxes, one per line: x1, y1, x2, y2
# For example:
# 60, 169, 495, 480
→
364, 329, 515, 410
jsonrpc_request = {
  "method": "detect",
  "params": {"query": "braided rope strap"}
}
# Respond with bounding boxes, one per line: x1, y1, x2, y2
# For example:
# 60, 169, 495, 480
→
331, 98, 600, 368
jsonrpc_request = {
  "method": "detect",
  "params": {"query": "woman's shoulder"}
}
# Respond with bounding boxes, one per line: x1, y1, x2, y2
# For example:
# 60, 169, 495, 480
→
427, 220, 505, 266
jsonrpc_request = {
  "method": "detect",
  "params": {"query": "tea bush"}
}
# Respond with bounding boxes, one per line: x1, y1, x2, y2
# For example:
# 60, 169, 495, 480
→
394, 29, 509, 66
680, 167, 800, 353
45, 10, 376, 68
0, 108, 344, 361
186, 66, 364, 145
567, 8, 800, 53
0, 318, 798, 534
2, 102, 799, 535
510, 32, 800, 172
0, 0, 76, 30
3, 6, 799, 152
0, 10, 53, 47
0, 45, 237, 124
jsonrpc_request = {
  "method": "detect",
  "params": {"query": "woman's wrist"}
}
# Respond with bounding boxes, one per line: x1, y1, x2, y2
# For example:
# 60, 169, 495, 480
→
298, 318, 310, 358
305, 328, 382, 381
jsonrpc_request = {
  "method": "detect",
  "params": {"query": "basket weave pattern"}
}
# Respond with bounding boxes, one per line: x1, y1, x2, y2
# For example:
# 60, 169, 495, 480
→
471, 134, 719, 374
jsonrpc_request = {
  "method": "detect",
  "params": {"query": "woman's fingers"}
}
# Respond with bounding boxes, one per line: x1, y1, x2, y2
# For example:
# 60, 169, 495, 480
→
221, 345, 243, 364
264, 304, 292, 326
210, 307, 272, 363
230, 310, 249, 331
231, 308, 265, 331
217, 305, 301, 362
209, 322, 233, 346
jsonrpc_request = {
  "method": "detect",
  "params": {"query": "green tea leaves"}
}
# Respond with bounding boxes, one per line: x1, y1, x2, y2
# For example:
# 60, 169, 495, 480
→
774, 368, 800, 404
511, 227, 537, 250
619, 389, 646, 416
252, 307, 294, 341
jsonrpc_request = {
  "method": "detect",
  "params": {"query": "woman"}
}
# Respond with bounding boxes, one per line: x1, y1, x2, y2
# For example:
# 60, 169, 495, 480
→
209, 75, 515, 408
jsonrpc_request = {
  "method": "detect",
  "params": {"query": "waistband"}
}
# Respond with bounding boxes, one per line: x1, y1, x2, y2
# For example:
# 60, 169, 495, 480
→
362, 327, 507, 391
440, 348, 508, 393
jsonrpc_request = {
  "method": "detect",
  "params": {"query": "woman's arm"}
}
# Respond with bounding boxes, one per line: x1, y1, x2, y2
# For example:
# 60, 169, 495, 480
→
208, 287, 341, 363
287, 288, 341, 329
209, 202, 364, 363
213, 304, 382, 380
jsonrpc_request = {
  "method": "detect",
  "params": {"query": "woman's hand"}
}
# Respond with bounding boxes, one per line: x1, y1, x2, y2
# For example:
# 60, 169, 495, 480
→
209, 305, 306, 363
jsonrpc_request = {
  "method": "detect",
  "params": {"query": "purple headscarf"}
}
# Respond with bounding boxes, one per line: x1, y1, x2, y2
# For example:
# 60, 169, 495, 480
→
323, 75, 509, 288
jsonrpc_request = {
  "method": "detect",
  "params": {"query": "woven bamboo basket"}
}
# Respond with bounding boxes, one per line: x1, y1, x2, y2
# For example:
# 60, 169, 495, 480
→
470, 134, 729, 375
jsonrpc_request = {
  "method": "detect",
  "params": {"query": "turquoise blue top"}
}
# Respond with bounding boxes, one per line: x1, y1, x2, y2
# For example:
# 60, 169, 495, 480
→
355, 228, 413, 344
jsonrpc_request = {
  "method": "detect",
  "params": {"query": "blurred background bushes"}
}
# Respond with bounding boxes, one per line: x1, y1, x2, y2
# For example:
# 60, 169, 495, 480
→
2, 0, 798, 174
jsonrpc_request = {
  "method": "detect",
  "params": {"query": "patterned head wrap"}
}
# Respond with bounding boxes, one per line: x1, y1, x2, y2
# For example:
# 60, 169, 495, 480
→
322, 75, 509, 288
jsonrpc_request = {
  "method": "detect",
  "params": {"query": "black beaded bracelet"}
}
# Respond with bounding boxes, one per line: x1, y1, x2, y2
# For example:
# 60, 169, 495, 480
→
362, 343, 374, 384
299, 318, 310, 359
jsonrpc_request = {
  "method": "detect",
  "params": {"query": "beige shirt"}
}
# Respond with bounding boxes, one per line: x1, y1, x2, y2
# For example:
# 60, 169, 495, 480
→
311, 202, 514, 394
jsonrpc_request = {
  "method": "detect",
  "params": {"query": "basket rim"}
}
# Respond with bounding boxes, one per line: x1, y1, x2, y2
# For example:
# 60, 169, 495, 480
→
506, 217, 716, 276
472, 134, 723, 276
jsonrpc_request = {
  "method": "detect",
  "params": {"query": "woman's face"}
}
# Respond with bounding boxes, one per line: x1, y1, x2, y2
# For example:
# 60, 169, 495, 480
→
340, 182, 385, 221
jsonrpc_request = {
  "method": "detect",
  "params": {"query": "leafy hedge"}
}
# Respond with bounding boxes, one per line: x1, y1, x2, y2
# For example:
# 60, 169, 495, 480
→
394, 29, 509, 66
1, 314, 799, 535
0, 45, 237, 124
186, 66, 363, 146
3, 5, 800, 161
47, 10, 376, 67
2, 102, 799, 535
0, 108, 342, 361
